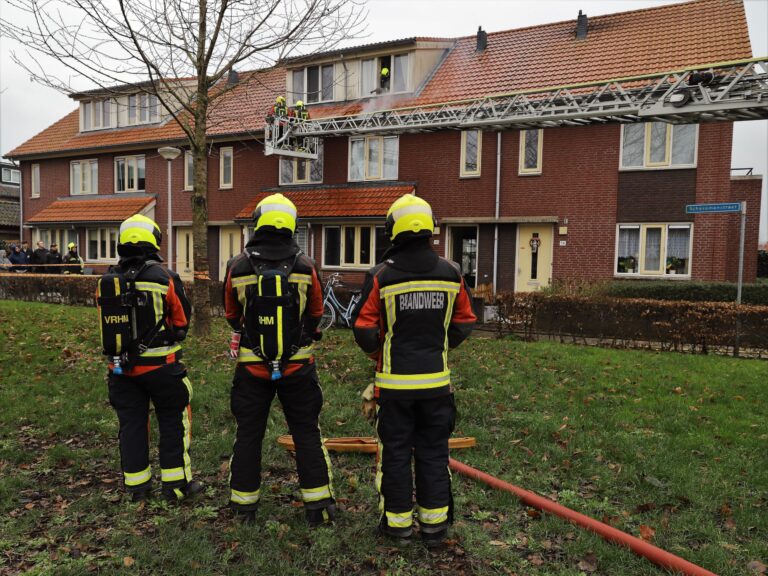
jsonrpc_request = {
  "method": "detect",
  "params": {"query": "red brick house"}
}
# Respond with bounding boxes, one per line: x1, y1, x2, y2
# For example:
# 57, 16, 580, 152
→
4, 0, 764, 291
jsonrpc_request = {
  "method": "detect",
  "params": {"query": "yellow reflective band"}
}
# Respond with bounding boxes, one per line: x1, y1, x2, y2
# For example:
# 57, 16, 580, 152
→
379, 280, 460, 298
258, 275, 266, 355
231, 274, 257, 288
124, 466, 151, 486
301, 484, 333, 502
230, 488, 261, 505
238, 345, 313, 363
181, 403, 192, 482
386, 510, 414, 528
113, 276, 121, 295
161, 467, 185, 482
183, 376, 193, 402
375, 370, 451, 389
382, 294, 396, 373
140, 344, 182, 357
417, 505, 449, 525
135, 282, 168, 294
287, 273, 312, 285
276, 276, 284, 358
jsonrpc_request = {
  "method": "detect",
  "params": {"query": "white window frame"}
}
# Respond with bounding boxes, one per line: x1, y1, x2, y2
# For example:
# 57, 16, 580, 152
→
81, 98, 115, 132
33, 228, 78, 252
70, 159, 99, 195
2, 167, 20, 184
184, 151, 194, 191
293, 63, 335, 105
280, 143, 323, 186
114, 155, 146, 193
360, 53, 410, 97
31, 164, 40, 198
620, 123, 699, 171
460, 130, 482, 178
322, 224, 383, 269
86, 227, 119, 262
348, 135, 398, 182
614, 223, 693, 278
220, 147, 234, 189
519, 129, 543, 175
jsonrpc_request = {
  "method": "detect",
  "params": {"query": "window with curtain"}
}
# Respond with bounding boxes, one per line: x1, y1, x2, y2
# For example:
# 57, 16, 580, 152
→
324, 225, 389, 268
616, 224, 692, 276
348, 136, 399, 181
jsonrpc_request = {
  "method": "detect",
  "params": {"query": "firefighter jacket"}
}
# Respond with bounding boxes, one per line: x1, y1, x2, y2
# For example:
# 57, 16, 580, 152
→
224, 234, 323, 379
352, 237, 476, 399
101, 255, 191, 377
63, 251, 84, 274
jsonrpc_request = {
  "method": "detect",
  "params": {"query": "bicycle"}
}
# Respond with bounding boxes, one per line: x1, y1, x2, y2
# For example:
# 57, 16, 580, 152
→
318, 272, 361, 330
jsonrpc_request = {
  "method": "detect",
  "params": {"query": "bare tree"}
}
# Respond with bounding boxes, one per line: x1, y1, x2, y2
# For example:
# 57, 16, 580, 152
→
2, 0, 365, 334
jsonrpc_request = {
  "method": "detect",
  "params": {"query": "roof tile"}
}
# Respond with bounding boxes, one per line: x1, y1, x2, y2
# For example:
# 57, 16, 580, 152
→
27, 195, 155, 224
235, 185, 413, 220
6, 0, 752, 158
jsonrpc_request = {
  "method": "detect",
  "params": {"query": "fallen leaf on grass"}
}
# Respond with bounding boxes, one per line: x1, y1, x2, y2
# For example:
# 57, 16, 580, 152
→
489, 540, 509, 548
577, 553, 598, 573
639, 525, 656, 541
747, 560, 766, 574
123, 556, 135, 567
527, 554, 544, 566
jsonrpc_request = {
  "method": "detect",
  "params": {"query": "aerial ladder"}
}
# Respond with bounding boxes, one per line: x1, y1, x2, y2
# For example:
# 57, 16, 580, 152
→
264, 57, 768, 160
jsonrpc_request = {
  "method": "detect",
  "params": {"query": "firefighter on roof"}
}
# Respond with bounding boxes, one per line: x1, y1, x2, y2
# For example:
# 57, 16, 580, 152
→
352, 194, 476, 546
223, 193, 335, 526
97, 214, 201, 503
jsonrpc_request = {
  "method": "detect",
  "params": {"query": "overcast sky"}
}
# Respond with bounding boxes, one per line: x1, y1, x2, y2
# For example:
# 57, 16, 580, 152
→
1, 0, 766, 240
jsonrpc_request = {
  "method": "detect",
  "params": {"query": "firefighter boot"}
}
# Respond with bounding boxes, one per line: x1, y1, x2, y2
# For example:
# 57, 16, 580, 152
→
377, 518, 413, 545
305, 503, 336, 528
162, 480, 204, 503
131, 487, 153, 503
420, 524, 448, 549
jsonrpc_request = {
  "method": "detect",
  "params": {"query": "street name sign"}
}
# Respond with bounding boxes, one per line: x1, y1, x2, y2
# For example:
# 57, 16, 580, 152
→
685, 202, 742, 214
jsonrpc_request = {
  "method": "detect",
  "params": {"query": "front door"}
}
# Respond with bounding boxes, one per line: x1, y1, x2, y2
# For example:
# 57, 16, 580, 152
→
219, 226, 241, 281
449, 226, 478, 288
515, 224, 553, 292
176, 228, 194, 282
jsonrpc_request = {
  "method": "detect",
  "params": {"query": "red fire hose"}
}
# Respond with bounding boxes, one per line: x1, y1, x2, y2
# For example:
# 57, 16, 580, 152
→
449, 458, 718, 576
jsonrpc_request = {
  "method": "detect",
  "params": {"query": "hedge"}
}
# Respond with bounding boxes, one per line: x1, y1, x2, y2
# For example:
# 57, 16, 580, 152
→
494, 291, 768, 357
544, 279, 768, 305
0, 273, 225, 316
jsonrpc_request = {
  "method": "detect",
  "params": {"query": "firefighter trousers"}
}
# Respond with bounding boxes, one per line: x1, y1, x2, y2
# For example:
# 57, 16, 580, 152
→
229, 363, 334, 511
108, 363, 194, 492
376, 394, 456, 535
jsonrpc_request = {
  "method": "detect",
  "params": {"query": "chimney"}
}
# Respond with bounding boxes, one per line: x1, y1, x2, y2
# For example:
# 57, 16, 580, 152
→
576, 10, 588, 40
227, 69, 239, 86
476, 26, 488, 52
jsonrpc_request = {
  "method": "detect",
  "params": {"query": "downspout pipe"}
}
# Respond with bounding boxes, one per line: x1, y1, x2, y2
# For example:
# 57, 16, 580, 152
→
449, 458, 718, 576
492, 132, 501, 295
18, 165, 23, 243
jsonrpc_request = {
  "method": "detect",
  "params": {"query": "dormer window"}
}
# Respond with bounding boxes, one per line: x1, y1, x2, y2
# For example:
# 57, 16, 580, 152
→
81, 98, 113, 131
291, 64, 335, 104
361, 53, 409, 96
127, 94, 160, 126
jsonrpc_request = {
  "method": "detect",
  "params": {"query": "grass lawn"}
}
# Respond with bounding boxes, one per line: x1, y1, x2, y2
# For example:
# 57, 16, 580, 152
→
0, 300, 766, 576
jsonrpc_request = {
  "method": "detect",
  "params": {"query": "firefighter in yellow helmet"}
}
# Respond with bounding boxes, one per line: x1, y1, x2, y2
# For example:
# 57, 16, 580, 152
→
223, 193, 335, 526
97, 214, 202, 503
352, 194, 476, 546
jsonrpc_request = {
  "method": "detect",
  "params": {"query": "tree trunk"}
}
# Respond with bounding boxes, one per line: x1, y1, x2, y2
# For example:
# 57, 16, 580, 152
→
191, 99, 211, 336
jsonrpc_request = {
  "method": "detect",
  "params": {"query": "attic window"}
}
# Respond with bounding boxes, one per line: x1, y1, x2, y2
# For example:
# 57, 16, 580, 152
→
292, 64, 335, 104
361, 53, 409, 96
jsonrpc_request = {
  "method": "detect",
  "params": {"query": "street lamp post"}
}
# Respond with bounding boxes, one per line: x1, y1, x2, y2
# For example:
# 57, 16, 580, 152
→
158, 147, 182, 271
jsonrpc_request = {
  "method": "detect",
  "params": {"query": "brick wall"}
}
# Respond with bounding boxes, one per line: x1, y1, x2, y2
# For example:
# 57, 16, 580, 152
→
726, 176, 762, 283
18, 120, 758, 287
617, 170, 697, 222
